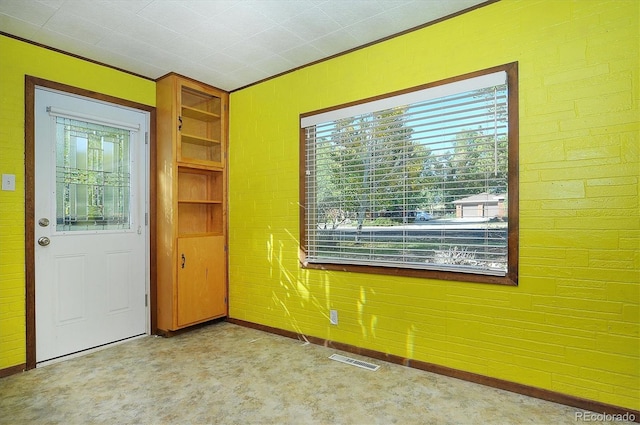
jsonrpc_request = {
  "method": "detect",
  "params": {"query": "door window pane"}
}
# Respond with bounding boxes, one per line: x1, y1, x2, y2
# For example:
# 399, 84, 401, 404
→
55, 117, 132, 231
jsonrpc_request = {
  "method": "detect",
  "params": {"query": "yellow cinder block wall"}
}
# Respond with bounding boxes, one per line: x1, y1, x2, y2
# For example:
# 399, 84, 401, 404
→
228, 0, 639, 411
0, 35, 155, 369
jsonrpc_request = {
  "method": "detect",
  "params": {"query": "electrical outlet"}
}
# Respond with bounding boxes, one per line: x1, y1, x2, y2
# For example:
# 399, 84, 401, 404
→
2, 174, 15, 191
330, 309, 338, 325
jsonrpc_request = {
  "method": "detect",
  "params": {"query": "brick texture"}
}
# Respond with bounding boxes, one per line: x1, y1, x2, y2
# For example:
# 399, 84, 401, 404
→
229, 0, 639, 411
0, 36, 155, 370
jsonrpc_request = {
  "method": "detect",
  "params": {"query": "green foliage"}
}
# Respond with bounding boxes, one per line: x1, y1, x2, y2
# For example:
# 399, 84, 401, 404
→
422, 129, 508, 208
313, 85, 509, 228
318, 107, 428, 227
366, 217, 396, 226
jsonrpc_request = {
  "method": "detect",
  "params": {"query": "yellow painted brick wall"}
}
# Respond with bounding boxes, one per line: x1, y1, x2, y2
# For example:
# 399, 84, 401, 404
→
0, 35, 155, 369
229, 0, 639, 410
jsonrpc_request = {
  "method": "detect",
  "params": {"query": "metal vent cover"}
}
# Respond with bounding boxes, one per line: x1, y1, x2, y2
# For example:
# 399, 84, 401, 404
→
329, 354, 380, 371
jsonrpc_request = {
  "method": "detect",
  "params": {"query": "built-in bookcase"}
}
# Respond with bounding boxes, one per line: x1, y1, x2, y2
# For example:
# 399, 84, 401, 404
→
156, 74, 228, 333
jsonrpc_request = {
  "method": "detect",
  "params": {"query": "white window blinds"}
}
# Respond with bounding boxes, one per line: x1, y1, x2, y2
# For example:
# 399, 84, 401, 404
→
302, 70, 510, 277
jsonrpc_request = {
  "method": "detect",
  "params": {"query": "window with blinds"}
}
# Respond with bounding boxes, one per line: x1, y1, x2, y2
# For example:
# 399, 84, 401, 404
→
300, 63, 518, 285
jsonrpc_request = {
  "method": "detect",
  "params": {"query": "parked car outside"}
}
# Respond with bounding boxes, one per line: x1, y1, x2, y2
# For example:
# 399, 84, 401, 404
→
415, 211, 433, 221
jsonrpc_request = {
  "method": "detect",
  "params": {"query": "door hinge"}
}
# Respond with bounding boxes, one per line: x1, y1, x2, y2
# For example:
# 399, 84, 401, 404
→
224, 296, 227, 304
145, 132, 149, 145
145, 294, 148, 307
224, 245, 228, 252
145, 212, 148, 225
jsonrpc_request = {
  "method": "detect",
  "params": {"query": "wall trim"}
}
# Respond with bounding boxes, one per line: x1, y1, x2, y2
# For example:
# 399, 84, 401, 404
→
0, 363, 25, 379
0, 32, 153, 81
227, 318, 640, 422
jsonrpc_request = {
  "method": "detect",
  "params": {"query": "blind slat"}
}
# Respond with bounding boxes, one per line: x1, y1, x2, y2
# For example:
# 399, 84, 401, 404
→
303, 73, 510, 276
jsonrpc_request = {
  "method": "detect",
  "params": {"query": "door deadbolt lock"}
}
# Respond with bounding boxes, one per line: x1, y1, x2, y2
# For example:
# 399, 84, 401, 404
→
38, 218, 50, 227
38, 237, 51, 247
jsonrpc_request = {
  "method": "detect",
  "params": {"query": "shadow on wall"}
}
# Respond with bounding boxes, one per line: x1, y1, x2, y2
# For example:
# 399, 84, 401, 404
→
265, 225, 416, 358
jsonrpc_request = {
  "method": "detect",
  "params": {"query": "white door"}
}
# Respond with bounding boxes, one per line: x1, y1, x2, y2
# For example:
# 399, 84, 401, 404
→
34, 87, 149, 363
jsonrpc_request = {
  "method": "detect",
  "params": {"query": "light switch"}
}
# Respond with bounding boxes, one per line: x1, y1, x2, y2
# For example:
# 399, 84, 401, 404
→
2, 174, 16, 191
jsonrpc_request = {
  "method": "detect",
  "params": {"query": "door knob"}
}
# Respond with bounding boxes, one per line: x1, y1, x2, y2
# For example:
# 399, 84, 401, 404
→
38, 218, 50, 227
38, 237, 51, 246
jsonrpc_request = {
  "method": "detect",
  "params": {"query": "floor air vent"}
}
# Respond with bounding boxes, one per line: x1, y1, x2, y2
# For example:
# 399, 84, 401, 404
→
329, 354, 380, 371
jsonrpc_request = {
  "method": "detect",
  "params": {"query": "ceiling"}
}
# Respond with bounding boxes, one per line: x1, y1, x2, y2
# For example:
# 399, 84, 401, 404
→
0, 0, 489, 91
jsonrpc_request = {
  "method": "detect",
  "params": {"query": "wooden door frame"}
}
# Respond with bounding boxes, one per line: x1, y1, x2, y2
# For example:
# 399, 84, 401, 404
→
24, 76, 157, 369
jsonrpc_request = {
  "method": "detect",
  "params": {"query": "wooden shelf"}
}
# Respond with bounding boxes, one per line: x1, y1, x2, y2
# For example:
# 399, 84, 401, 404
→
182, 106, 220, 122
156, 74, 228, 332
178, 200, 223, 204
178, 84, 223, 167
177, 167, 222, 204
177, 203, 223, 239
176, 161, 222, 171
177, 231, 224, 238
181, 133, 220, 146
181, 86, 220, 114
180, 134, 222, 165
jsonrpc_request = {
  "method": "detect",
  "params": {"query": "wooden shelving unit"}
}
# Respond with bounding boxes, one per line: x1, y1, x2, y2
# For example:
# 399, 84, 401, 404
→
156, 74, 228, 333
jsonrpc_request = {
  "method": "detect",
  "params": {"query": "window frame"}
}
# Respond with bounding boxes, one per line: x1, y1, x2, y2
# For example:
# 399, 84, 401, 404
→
299, 62, 519, 286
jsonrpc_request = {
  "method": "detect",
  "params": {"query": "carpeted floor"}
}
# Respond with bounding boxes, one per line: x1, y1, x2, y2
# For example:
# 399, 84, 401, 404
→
0, 322, 632, 424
